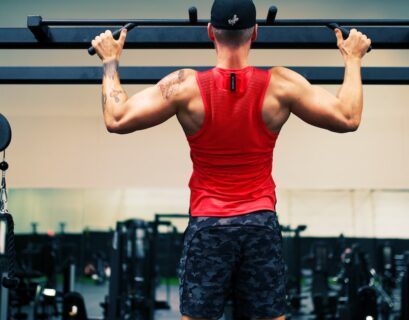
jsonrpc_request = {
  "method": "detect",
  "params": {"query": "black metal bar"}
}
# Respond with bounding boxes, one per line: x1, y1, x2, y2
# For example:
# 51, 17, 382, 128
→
188, 7, 198, 24
38, 18, 409, 27
27, 16, 50, 41
327, 23, 373, 52
88, 23, 135, 56
266, 6, 278, 25
1, 26, 408, 49
0, 66, 408, 85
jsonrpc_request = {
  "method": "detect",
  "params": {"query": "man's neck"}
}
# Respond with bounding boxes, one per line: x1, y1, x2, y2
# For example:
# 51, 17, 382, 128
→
215, 45, 250, 70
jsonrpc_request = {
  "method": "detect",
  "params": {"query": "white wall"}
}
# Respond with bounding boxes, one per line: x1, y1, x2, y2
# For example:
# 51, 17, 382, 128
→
7, 188, 409, 239
277, 189, 409, 238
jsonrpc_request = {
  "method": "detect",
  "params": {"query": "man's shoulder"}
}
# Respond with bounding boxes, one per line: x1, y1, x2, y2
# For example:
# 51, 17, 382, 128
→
269, 66, 296, 81
166, 68, 200, 103
263, 67, 308, 105
160, 68, 197, 88
171, 68, 197, 88
268, 67, 307, 92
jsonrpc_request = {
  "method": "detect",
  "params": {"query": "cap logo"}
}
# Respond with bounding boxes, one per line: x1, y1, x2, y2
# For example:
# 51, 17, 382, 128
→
228, 14, 239, 26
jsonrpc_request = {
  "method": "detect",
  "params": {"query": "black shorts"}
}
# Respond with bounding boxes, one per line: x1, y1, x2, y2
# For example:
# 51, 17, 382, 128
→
178, 210, 287, 319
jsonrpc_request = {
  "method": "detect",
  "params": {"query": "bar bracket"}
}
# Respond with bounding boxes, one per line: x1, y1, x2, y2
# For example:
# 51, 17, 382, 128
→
27, 15, 51, 41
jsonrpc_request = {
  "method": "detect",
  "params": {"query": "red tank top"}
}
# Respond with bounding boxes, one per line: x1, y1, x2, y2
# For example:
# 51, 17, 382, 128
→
187, 66, 279, 217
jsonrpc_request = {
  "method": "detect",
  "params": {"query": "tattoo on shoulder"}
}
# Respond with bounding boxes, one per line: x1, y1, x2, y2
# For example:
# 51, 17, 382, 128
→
157, 69, 186, 100
103, 60, 119, 80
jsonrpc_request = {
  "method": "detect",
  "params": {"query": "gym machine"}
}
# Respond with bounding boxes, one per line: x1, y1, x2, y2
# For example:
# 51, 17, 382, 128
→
281, 224, 307, 312
103, 219, 152, 320
402, 259, 409, 320
62, 214, 187, 320
310, 242, 338, 319
377, 242, 397, 293
151, 213, 187, 311
63, 219, 153, 320
337, 244, 378, 320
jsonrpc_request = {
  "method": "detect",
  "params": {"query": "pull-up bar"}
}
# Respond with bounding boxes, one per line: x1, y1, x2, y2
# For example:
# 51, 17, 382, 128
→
1, 25, 408, 50
25, 6, 409, 27
29, 18, 409, 27
0, 7, 407, 50
0, 6, 407, 85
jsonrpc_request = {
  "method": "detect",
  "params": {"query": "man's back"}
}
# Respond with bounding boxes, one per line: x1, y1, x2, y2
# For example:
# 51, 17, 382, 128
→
175, 64, 363, 138
172, 67, 291, 138
184, 66, 279, 216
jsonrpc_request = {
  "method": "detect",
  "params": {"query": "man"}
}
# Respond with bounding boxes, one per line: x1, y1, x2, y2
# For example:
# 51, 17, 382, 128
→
92, 0, 371, 318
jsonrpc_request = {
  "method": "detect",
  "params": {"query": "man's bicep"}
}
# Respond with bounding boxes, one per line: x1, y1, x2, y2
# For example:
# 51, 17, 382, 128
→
287, 72, 349, 132
113, 70, 189, 134
116, 85, 178, 133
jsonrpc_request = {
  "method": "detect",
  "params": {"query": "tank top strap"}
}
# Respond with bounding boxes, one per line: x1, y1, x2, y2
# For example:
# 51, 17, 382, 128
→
248, 67, 271, 92
196, 69, 213, 109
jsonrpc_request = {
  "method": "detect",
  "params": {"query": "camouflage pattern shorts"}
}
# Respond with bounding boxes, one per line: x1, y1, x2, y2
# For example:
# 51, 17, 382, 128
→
178, 210, 287, 319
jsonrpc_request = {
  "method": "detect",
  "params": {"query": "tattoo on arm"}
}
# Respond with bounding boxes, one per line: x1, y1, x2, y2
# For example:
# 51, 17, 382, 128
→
110, 89, 125, 103
102, 89, 125, 111
102, 93, 107, 111
103, 60, 119, 80
157, 69, 185, 100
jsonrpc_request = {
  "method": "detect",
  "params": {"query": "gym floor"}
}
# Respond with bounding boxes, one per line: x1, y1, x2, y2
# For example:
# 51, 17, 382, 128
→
75, 282, 287, 319
12, 272, 404, 320
79, 283, 181, 320
70, 275, 405, 319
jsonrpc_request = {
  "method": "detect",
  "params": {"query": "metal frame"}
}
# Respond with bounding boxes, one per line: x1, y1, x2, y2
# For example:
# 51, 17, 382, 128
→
1, 25, 408, 50
29, 17, 409, 26
0, 66, 408, 85
0, 14, 408, 85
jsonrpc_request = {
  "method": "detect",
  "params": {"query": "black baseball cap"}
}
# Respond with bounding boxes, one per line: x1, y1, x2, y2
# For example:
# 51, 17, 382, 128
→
211, 0, 257, 30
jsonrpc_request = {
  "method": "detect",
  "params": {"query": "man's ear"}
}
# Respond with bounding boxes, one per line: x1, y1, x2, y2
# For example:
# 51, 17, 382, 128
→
208, 23, 216, 41
251, 24, 258, 42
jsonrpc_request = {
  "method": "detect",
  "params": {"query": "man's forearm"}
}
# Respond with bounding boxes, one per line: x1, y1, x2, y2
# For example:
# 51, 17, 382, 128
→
102, 59, 129, 127
336, 58, 363, 128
